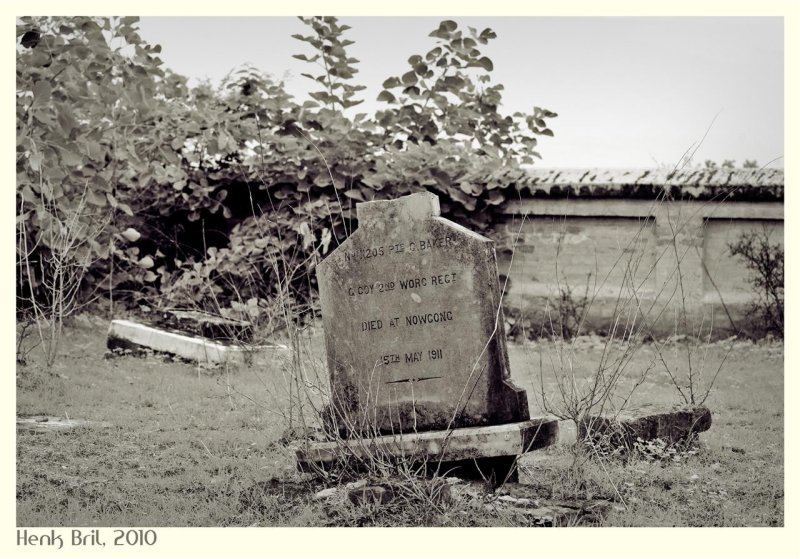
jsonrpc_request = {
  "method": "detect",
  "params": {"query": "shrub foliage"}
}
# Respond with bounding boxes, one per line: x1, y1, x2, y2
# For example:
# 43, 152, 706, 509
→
16, 16, 556, 321
728, 228, 784, 337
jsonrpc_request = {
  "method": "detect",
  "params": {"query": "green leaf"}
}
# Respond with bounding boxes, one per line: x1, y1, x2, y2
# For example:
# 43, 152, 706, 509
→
301, 72, 326, 84
87, 141, 105, 161
444, 76, 465, 89
60, 149, 82, 167
382, 76, 402, 89
377, 90, 396, 103
86, 188, 106, 207
480, 28, 497, 41
475, 57, 493, 71
313, 174, 331, 187
343, 189, 364, 201
425, 47, 442, 61
401, 71, 417, 86
429, 20, 458, 39
118, 202, 134, 216
487, 190, 504, 205
57, 111, 76, 135
32, 80, 51, 105
28, 151, 42, 172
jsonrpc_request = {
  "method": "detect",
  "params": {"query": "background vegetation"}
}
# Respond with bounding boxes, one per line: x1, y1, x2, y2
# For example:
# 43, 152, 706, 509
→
16, 16, 556, 336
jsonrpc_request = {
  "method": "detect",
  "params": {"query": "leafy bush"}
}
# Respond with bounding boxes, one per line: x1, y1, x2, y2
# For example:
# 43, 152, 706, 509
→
16, 16, 556, 326
728, 227, 784, 337
16, 17, 237, 309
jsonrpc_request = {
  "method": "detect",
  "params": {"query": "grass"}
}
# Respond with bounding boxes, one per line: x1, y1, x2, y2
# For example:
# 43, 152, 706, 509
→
16, 315, 783, 527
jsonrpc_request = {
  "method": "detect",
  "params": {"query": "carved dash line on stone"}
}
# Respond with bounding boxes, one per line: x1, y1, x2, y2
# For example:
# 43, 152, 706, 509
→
385, 376, 443, 384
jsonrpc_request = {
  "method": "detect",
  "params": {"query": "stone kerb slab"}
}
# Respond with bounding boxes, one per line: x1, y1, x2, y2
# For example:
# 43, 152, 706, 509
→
106, 319, 287, 365
316, 192, 530, 436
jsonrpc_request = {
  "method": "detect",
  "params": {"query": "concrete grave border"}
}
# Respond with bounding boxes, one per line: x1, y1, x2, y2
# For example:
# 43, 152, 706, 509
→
107, 319, 287, 365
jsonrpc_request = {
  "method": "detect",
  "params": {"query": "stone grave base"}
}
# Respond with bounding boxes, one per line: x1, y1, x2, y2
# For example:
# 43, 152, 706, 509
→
296, 418, 558, 485
107, 319, 287, 365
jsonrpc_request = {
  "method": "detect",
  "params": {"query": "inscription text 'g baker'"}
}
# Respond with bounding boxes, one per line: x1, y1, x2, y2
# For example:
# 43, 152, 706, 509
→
343, 236, 456, 264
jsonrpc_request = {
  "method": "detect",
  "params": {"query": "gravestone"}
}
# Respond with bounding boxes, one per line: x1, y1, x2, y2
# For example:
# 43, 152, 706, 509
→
300, 192, 557, 480
317, 191, 529, 434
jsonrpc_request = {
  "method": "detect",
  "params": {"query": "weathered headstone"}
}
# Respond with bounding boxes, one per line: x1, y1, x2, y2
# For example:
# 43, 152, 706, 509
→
299, 192, 557, 479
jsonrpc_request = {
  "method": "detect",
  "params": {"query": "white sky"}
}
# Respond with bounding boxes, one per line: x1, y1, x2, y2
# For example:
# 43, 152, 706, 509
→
137, 16, 784, 169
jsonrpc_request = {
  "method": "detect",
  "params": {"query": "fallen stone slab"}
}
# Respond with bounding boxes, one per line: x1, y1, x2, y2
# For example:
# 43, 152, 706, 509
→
155, 309, 255, 343
107, 319, 287, 365
17, 415, 112, 431
578, 405, 711, 449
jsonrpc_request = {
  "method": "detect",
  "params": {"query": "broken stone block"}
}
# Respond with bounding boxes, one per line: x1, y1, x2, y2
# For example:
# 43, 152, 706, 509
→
578, 405, 712, 449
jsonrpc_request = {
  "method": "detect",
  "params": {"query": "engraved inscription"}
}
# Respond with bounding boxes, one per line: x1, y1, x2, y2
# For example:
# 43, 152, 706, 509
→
348, 273, 457, 298
342, 236, 456, 265
359, 311, 455, 334
405, 311, 453, 326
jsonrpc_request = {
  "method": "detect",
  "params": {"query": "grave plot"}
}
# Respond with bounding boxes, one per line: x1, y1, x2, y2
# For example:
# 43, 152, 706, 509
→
298, 192, 558, 482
